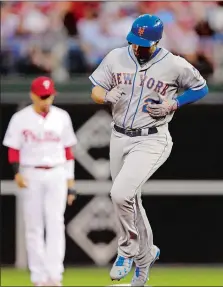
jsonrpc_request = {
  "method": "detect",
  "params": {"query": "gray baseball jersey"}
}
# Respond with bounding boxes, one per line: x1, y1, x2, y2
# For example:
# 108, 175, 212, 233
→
89, 45, 206, 129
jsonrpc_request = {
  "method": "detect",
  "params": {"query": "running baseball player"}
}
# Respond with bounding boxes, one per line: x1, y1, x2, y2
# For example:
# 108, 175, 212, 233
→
3, 76, 77, 287
89, 14, 208, 286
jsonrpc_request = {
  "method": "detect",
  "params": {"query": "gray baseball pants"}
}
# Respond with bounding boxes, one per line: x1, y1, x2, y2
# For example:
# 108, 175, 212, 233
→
110, 125, 172, 267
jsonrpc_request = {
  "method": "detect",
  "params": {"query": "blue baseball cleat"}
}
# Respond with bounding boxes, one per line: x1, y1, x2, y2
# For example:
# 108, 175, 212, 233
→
110, 255, 134, 281
131, 246, 160, 286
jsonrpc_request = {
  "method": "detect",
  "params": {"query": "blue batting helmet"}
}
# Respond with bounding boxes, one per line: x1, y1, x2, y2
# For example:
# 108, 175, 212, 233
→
127, 14, 164, 47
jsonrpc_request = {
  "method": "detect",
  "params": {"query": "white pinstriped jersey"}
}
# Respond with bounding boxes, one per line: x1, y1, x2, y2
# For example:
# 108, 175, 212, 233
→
3, 105, 77, 166
89, 45, 206, 129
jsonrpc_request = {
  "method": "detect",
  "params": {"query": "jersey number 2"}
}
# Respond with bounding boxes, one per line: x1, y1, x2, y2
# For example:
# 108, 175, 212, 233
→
142, 98, 160, 113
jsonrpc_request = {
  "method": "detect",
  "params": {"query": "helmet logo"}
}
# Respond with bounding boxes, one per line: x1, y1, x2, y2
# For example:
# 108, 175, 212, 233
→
138, 27, 145, 36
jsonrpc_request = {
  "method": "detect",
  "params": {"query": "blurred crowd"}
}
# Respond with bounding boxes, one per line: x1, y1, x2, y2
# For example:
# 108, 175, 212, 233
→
1, 1, 223, 82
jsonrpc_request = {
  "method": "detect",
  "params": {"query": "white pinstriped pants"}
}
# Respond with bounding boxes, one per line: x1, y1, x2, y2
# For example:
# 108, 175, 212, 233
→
20, 166, 67, 284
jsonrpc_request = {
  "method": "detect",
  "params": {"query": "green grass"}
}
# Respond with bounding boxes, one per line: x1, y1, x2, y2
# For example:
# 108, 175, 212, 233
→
1, 266, 223, 286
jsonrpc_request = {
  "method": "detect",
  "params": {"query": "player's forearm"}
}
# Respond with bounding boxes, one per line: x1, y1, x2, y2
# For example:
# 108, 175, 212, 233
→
176, 85, 208, 107
66, 160, 76, 196
91, 86, 107, 104
64, 146, 75, 179
65, 160, 75, 179
8, 148, 27, 187
8, 148, 20, 175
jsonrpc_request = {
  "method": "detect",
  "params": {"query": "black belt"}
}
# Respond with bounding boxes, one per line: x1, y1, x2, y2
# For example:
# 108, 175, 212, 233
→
114, 124, 158, 137
22, 165, 57, 169
34, 166, 54, 169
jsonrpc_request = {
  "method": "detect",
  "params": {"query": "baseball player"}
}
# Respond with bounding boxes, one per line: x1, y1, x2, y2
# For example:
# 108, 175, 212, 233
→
89, 14, 208, 286
3, 76, 77, 287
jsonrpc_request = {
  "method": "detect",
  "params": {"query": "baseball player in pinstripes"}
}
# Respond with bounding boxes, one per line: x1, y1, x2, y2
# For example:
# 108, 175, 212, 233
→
90, 14, 208, 286
3, 77, 77, 286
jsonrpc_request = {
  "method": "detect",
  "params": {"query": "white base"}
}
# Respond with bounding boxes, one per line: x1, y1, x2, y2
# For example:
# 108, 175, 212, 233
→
108, 285, 150, 286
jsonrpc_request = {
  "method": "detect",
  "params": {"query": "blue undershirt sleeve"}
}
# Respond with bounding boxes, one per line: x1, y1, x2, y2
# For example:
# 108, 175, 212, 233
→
176, 84, 209, 108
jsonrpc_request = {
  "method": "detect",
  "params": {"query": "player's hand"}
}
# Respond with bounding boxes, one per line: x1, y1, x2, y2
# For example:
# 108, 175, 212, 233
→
67, 193, 76, 206
67, 178, 75, 189
147, 99, 178, 118
104, 86, 125, 104
67, 179, 77, 206
15, 173, 28, 188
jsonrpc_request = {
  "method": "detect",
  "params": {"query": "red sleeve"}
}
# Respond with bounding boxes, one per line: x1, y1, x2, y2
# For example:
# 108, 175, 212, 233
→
8, 148, 20, 163
65, 146, 74, 160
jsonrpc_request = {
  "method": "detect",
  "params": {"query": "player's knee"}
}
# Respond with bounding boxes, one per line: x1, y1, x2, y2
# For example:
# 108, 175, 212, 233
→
46, 213, 64, 225
25, 225, 44, 242
111, 192, 124, 205
110, 185, 130, 205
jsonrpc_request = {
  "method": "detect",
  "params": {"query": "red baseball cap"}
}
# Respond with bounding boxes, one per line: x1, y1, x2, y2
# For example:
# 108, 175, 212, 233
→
31, 76, 57, 97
